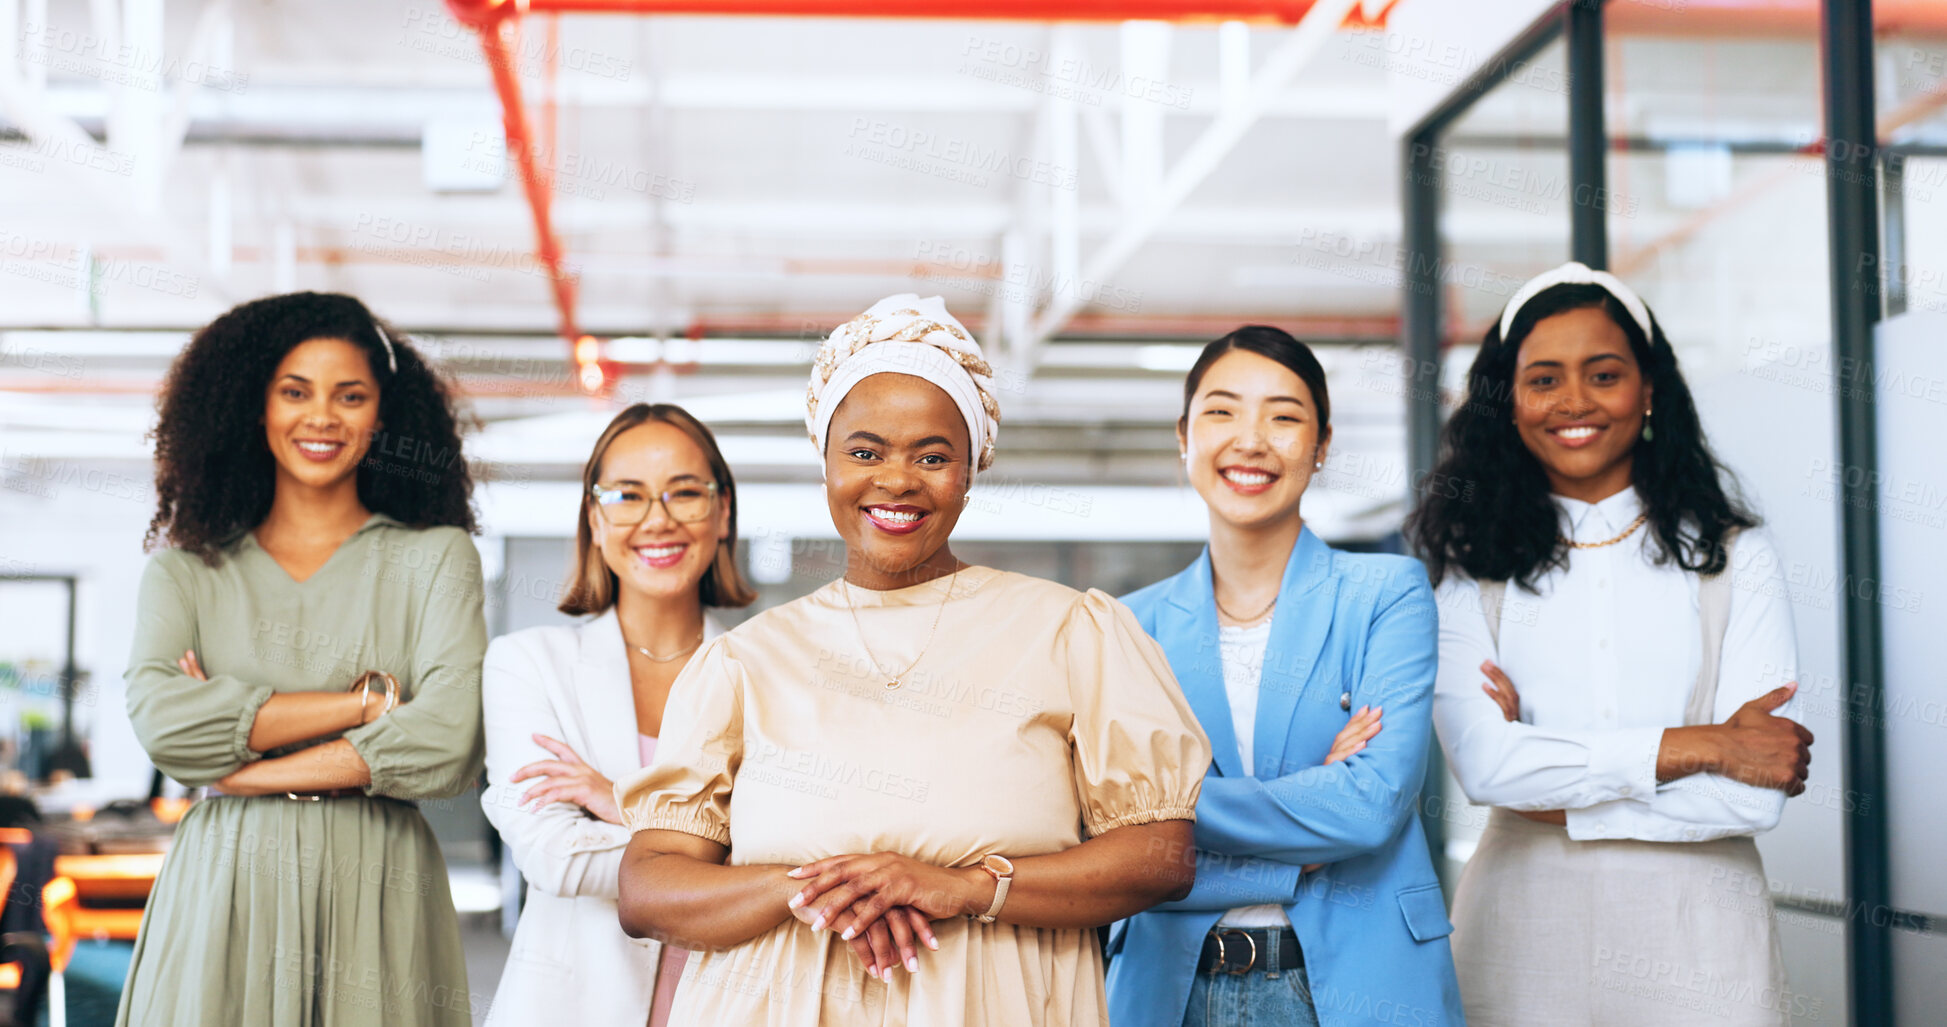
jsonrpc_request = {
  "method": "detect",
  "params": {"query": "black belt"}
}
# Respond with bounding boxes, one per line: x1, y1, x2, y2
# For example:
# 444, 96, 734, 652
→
1197, 926, 1302, 975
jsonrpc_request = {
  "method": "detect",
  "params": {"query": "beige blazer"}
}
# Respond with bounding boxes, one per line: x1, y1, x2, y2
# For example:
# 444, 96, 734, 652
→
480, 608, 724, 1026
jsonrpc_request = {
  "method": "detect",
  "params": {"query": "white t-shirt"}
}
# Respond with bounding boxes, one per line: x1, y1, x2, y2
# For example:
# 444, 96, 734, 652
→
1215, 618, 1291, 929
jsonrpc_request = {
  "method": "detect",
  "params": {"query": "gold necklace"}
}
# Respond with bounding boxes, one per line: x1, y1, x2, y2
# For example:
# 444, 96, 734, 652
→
1560, 511, 1649, 550
626, 626, 704, 663
1214, 589, 1278, 625
841, 565, 959, 690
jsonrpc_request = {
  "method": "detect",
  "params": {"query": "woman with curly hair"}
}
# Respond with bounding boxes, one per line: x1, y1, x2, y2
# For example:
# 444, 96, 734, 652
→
1409, 263, 1813, 1026
118, 291, 486, 1026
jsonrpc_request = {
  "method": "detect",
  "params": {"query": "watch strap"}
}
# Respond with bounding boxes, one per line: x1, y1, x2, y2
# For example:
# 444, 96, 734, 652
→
975, 857, 1012, 923
978, 872, 1010, 923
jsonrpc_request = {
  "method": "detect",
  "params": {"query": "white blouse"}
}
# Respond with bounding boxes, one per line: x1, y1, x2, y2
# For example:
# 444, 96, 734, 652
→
1432, 487, 1802, 843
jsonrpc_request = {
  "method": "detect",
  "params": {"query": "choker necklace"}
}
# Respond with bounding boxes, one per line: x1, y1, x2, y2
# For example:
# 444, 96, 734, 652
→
627, 626, 704, 663
1214, 590, 1278, 625
1561, 511, 1649, 550
841, 565, 960, 690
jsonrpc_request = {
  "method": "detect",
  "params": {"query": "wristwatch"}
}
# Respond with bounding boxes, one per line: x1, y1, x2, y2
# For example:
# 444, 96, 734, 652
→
972, 854, 1014, 923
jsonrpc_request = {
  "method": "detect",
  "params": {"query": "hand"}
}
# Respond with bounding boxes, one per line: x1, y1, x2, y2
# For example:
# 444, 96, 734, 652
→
1478, 665, 1567, 826
1303, 705, 1383, 873
1325, 704, 1381, 763
786, 852, 978, 943
1713, 684, 1814, 796
178, 650, 208, 681
510, 734, 621, 824
788, 893, 937, 981
1481, 660, 1520, 722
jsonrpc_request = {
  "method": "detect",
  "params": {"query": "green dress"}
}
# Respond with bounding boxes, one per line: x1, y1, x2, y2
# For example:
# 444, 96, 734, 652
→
116, 514, 487, 1027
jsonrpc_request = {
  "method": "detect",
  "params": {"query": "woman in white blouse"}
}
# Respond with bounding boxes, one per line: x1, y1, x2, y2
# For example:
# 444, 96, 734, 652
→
480, 404, 757, 1026
1408, 263, 1814, 1026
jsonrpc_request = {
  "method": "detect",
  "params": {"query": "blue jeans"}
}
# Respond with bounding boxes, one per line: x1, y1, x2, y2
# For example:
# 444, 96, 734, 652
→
1180, 965, 1320, 1027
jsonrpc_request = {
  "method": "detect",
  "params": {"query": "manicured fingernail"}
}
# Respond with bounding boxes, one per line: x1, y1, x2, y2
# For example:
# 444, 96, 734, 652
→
882, 968, 894, 983
925, 936, 939, 950
905, 957, 918, 973
787, 866, 807, 878
841, 926, 856, 940
811, 914, 826, 931
787, 894, 803, 909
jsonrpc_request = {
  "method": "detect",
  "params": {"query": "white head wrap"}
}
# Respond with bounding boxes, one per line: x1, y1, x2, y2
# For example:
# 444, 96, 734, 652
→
805, 294, 1000, 476
1498, 261, 1655, 345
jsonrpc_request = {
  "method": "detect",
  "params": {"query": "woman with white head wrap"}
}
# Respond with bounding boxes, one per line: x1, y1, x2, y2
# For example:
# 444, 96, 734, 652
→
612, 294, 1211, 1026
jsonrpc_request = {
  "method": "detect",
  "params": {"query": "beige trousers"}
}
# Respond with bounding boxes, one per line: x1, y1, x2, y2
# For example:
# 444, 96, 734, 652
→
1450, 808, 1788, 1027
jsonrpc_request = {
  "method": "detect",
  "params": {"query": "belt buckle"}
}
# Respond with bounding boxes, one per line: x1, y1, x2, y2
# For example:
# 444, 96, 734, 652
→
1218, 929, 1256, 975
1203, 931, 1227, 974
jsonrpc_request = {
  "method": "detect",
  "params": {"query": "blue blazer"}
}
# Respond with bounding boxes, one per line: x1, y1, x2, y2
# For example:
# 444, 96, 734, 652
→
1105, 528, 1465, 1027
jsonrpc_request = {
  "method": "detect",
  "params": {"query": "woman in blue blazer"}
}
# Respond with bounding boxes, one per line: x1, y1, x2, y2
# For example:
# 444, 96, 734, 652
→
1106, 326, 1466, 1027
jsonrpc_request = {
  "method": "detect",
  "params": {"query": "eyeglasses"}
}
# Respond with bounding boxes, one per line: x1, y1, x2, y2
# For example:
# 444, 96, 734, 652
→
590, 480, 719, 525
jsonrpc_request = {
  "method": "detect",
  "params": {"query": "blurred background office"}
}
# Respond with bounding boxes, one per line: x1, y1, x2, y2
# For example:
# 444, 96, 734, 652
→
2, 0, 1944, 1023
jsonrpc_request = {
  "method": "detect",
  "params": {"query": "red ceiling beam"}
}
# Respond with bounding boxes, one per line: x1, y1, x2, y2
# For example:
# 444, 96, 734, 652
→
445, 0, 1394, 391
448, 0, 1393, 28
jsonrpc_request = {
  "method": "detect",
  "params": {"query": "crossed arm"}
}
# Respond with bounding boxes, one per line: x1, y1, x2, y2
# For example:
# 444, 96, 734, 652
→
167, 649, 388, 795
617, 819, 1193, 980
126, 542, 484, 799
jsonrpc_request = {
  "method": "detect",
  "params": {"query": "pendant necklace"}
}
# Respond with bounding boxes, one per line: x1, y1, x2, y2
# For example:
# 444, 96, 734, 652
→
841, 565, 960, 690
626, 626, 704, 663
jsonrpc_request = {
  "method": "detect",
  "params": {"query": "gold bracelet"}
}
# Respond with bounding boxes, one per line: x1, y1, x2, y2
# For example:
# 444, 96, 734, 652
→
348, 671, 400, 722
349, 670, 383, 724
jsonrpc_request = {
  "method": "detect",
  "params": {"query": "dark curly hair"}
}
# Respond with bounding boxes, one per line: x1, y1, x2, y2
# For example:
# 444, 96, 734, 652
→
1406, 283, 1755, 589
145, 291, 478, 563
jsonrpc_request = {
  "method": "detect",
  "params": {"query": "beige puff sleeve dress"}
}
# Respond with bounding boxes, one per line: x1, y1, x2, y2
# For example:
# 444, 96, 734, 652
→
115, 516, 486, 1027
614, 566, 1210, 1027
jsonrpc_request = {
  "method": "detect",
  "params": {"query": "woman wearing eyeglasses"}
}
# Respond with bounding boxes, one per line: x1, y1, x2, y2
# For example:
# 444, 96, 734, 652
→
480, 404, 757, 1027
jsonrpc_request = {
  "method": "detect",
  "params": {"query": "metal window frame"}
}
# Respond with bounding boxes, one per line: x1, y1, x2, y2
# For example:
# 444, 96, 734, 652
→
1399, 1, 1895, 1020
1822, 2, 1894, 1024
1397, 0, 1575, 882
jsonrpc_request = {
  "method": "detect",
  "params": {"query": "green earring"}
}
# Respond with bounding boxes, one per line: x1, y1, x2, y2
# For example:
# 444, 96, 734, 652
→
1641, 410, 1654, 442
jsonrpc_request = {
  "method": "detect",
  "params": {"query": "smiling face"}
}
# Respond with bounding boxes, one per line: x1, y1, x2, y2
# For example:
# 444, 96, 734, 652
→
1510, 305, 1653, 503
263, 338, 381, 493
1180, 349, 1330, 532
588, 421, 731, 604
822, 372, 969, 589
